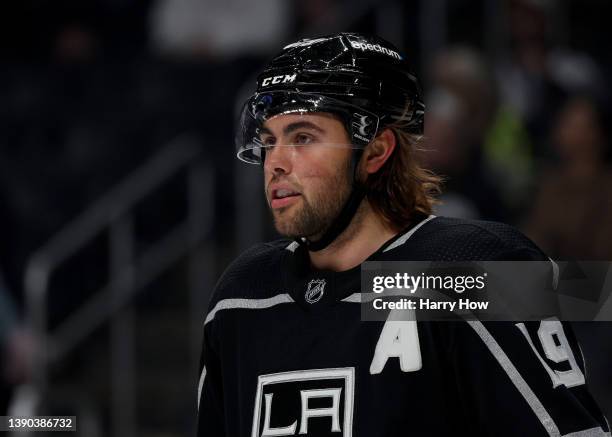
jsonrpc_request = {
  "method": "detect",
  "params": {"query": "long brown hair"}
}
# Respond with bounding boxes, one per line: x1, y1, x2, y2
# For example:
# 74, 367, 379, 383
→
365, 123, 442, 231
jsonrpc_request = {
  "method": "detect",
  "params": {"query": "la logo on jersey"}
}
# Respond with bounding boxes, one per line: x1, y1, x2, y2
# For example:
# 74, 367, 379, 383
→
305, 279, 326, 304
251, 368, 355, 437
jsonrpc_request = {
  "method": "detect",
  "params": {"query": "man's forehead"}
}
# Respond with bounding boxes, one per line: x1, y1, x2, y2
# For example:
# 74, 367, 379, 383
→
263, 112, 344, 132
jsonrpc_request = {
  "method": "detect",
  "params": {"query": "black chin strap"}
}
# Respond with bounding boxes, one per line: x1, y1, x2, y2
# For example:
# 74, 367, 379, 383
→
296, 151, 366, 252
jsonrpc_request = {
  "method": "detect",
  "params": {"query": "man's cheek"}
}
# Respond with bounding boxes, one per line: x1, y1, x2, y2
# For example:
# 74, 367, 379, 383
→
301, 163, 331, 180
300, 175, 326, 202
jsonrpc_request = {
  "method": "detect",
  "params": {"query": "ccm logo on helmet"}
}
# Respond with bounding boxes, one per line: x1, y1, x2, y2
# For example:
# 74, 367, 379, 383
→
350, 40, 401, 60
261, 74, 297, 87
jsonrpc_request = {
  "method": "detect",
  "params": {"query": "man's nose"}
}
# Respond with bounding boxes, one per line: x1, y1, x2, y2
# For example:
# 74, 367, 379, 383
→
263, 145, 294, 175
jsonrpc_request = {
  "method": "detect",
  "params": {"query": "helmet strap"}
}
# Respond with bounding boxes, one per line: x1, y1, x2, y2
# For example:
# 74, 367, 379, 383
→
296, 150, 366, 252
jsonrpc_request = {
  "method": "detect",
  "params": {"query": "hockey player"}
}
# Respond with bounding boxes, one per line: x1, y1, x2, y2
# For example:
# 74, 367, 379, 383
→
197, 33, 609, 436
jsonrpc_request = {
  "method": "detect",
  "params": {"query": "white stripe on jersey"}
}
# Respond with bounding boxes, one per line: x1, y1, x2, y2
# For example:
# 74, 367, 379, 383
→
204, 294, 295, 326
342, 293, 362, 303
285, 241, 300, 252
382, 214, 436, 252
467, 320, 561, 436
197, 365, 207, 411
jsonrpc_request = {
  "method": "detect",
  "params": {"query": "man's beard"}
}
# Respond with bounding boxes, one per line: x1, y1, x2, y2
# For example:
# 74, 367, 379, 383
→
269, 159, 353, 240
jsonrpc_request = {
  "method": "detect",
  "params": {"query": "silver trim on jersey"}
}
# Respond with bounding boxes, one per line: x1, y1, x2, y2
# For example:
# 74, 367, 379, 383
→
382, 214, 436, 252
342, 289, 426, 303
204, 294, 295, 326
467, 320, 561, 436
550, 257, 559, 290
561, 427, 610, 437
285, 241, 300, 252
342, 293, 362, 303
197, 365, 207, 411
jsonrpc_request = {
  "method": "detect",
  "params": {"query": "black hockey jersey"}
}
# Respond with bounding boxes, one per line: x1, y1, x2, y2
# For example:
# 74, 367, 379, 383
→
197, 215, 610, 436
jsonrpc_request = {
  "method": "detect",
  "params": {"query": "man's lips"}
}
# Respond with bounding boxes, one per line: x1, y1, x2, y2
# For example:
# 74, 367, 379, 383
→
269, 185, 302, 209
271, 194, 301, 209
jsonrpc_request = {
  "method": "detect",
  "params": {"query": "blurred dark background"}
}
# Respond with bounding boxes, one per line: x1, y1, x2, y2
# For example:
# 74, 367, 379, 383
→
0, 0, 611, 436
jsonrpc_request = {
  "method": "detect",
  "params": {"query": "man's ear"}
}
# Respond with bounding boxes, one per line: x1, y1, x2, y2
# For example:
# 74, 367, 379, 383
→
361, 128, 396, 175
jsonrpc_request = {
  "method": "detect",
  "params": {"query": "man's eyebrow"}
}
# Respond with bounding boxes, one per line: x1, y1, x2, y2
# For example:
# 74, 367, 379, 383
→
283, 121, 325, 136
259, 126, 272, 136
259, 121, 326, 138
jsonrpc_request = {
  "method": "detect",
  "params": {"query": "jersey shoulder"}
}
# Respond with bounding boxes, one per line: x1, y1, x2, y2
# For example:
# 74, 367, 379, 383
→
386, 216, 548, 261
209, 239, 291, 305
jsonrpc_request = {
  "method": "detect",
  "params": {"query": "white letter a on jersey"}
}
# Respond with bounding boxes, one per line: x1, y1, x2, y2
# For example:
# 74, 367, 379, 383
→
370, 309, 422, 374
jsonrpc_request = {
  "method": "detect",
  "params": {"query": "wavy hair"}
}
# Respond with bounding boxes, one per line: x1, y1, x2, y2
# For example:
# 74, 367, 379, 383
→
364, 120, 442, 230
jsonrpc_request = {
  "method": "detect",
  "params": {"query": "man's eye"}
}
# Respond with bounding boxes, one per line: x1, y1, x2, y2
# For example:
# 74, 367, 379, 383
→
293, 133, 314, 145
261, 136, 276, 146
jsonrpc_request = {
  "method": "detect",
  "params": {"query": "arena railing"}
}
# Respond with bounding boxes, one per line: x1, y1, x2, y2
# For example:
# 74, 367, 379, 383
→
22, 137, 214, 437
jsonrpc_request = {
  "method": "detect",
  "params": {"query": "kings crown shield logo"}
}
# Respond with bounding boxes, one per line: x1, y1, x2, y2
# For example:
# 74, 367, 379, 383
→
305, 279, 326, 304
